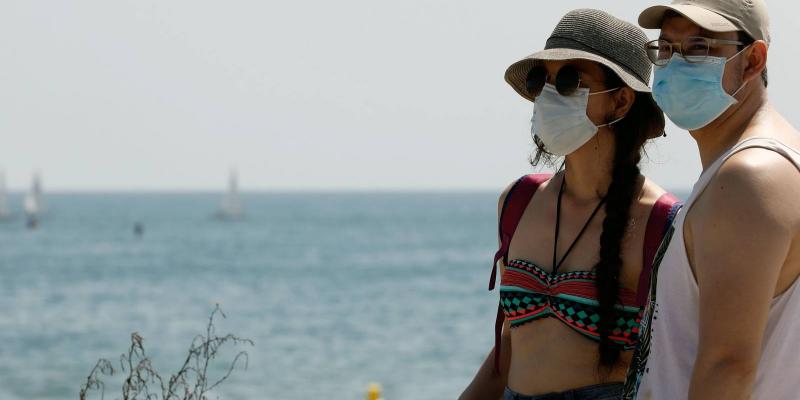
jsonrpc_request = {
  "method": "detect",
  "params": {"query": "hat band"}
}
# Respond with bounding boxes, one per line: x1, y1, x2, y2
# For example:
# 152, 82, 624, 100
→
544, 36, 649, 85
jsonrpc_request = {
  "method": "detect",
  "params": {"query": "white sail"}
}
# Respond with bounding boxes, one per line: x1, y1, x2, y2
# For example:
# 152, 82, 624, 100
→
24, 172, 44, 216
23, 193, 38, 215
0, 170, 11, 218
218, 169, 244, 218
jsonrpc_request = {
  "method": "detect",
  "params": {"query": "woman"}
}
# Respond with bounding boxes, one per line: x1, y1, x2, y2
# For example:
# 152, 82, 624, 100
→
459, 9, 681, 400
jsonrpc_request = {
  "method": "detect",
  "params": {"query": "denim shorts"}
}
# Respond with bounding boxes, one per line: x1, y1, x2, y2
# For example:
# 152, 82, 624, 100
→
503, 383, 623, 400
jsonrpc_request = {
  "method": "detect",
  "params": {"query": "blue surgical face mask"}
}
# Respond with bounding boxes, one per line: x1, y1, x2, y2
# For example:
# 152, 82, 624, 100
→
652, 48, 749, 131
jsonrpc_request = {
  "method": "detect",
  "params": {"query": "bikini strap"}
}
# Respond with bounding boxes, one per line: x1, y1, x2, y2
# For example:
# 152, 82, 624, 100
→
636, 193, 683, 306
490, 173, 552, 375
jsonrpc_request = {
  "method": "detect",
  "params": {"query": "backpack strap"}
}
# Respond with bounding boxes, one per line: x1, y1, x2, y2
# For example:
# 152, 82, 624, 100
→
489, 173, 553, 290
635, 193, 683, 306
490, 173, 552, 374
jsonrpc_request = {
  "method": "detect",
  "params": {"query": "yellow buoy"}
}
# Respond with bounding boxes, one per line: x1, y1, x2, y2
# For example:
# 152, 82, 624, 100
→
366, 382, 384, 400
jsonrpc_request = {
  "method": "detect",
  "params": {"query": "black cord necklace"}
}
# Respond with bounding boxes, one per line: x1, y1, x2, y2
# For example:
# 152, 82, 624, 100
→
552, 176, 608, 274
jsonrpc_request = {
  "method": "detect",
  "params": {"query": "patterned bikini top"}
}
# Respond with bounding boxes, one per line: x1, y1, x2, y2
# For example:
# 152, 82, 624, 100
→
487, 174, 681, 373
500, 259, 642, 348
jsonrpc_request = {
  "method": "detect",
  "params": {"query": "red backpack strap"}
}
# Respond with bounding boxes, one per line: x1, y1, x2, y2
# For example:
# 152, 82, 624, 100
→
635, 193, 683, 306
489, 173, 553, 290
490, 173, 552, 374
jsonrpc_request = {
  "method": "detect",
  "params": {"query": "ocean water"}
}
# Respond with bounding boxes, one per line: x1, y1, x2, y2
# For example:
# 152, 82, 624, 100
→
0, 192, 502, 400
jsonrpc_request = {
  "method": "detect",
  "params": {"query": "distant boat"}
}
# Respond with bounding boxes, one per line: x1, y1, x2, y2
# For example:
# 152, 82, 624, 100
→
216, 169, 244, 219
0, 170, 11, 220
24, 172, 44, 228
133, 222, 145, 238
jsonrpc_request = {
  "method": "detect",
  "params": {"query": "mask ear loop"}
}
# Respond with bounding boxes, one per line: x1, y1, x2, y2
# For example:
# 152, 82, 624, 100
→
594, 106, 622, 179
591, 87, 625, 128
595, 114, 623, 168
597, 115, 625, 128
730, 79, 749, 99
588, 87, 621, 96
728, 44, 754, 99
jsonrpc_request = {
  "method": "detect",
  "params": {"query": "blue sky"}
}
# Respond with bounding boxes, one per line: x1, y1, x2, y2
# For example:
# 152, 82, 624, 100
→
2, 0, 798, 191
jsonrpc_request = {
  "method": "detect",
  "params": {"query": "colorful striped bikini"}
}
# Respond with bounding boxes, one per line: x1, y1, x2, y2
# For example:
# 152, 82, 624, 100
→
500, 259, 643, 348
487, 174, 681, 372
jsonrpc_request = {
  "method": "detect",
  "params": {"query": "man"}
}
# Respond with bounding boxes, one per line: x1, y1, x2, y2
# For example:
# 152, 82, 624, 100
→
623, 1, 800, 399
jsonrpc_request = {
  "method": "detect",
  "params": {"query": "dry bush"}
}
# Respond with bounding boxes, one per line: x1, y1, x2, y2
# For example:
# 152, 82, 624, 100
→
80, 305, 253, 400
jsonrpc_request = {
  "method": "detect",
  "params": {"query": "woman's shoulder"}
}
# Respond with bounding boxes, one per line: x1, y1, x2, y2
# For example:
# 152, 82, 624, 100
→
636, 176, 682, 222
497, 173, 557, 214
638, 176, 672, 206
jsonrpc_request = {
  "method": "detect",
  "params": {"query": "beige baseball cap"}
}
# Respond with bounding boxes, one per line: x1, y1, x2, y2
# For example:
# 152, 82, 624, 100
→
639, 0, 770, 44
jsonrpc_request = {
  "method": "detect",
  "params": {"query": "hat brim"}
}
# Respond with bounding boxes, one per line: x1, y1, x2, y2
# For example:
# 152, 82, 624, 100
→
638, 4, 738, 32
504, 48, 652, 104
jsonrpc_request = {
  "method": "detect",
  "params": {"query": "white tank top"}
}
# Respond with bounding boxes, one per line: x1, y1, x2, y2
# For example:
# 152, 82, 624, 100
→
637, 137, 800, 400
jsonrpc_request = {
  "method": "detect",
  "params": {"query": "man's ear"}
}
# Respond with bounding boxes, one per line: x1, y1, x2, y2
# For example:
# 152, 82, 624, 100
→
612, 86, 636, 120
743, 40, 768, 85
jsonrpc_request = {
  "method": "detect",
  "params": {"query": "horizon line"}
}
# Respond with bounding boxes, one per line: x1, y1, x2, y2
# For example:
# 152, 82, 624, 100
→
1, 186, 694, 195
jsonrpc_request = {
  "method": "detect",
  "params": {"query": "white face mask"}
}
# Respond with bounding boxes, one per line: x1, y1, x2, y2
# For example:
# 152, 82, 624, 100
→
531, 83, 621, 156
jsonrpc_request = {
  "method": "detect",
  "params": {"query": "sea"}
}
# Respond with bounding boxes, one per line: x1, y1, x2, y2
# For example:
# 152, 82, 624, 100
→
0, 191, 508, 400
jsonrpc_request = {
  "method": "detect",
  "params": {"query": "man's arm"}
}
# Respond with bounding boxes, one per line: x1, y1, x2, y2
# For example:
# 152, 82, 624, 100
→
687, 150, 799, 400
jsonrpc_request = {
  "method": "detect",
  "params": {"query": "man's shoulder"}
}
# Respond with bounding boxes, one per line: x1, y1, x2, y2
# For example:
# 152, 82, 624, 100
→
722, 143, 798, 179
720, 138, 800, 188
696, 141, 800, 226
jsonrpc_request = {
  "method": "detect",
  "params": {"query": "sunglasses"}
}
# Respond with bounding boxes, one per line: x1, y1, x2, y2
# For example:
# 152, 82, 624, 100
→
525, 65, 583, 98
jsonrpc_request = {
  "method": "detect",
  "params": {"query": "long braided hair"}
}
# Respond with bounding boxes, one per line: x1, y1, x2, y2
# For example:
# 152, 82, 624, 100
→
531, 65, 664, 368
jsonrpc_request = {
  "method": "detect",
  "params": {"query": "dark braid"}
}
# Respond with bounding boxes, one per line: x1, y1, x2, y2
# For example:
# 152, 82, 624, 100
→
596, 67, 662, 368
530, 66, 664, 368
595, 143, 641, 366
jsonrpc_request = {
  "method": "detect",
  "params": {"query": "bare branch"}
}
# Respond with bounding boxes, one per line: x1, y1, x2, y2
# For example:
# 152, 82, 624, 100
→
79, 305, 253, 400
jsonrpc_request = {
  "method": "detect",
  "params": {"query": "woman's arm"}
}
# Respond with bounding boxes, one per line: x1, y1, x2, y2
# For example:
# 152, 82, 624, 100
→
458, 321, 511, 400
459, 182, 517, 400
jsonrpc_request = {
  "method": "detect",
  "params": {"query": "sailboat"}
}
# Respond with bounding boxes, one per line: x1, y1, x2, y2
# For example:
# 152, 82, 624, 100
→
216, 169, 244, 219
24, 171, 44, 228
0, 170, 12, 220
